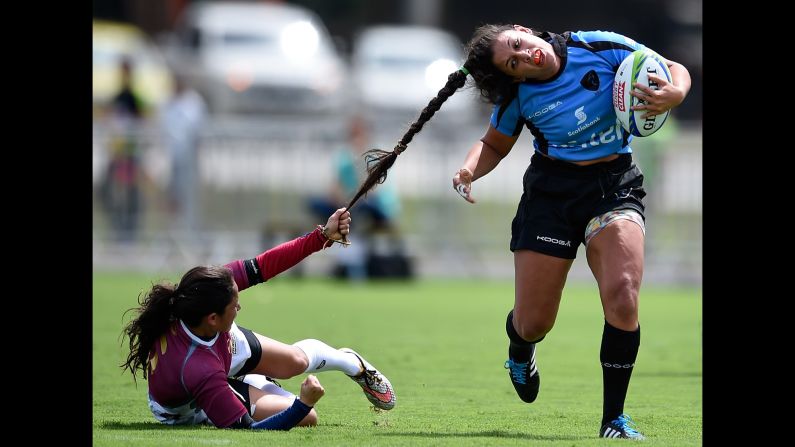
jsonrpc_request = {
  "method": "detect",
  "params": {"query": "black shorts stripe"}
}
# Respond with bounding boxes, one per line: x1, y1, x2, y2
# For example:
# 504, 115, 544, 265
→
227, 377, 253, 415
235, 325, 263, 377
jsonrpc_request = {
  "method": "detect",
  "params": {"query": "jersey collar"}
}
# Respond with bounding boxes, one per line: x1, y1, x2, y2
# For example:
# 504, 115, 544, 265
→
179, 320, 220, 347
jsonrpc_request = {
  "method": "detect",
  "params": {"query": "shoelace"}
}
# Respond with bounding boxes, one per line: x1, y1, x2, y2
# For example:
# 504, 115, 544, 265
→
613, 414, 641, 435
362, 368, 383, 385
504, 359, 528, 384
351, 355, 381, 383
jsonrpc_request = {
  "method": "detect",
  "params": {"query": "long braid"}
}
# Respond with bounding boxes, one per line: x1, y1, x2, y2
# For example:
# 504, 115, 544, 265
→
345, 24, 531, 213
345, 68, 470, 211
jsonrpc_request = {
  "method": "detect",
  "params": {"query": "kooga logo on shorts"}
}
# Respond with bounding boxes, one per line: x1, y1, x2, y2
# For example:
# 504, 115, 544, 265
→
537, 235, 572, 246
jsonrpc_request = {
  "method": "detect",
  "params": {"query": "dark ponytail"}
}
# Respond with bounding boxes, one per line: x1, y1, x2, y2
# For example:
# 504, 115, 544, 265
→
120, 266, 234, 381
345, 68, 470, 211
120, 283, 177, 382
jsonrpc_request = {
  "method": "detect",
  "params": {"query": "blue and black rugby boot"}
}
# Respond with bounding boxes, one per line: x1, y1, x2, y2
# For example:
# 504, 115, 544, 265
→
599, 414, 646, 440
504, 343, 540, 403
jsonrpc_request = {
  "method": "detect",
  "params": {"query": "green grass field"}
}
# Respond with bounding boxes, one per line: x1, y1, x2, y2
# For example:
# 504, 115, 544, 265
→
93, 273, 701, 446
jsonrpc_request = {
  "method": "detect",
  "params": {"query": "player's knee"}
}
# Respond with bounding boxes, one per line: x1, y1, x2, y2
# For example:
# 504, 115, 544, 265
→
271, 346, 311, 378
286, 349, 310, 377
604, 273, 639, 300
299, 409, 318, 426
603, 275, 640, 322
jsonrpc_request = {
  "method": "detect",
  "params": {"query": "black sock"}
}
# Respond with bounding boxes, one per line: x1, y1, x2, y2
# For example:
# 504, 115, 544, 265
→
506, 310, 545, 362
600, 320, 640, 426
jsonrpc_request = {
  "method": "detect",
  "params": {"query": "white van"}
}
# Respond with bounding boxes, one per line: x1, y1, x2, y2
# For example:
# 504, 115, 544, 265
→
352, 25, 482, 123
164, 1, 349, 115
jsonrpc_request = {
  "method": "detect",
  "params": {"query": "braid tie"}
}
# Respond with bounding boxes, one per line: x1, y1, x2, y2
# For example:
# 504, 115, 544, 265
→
169, 288, 182, 308
393, 142, 407, 154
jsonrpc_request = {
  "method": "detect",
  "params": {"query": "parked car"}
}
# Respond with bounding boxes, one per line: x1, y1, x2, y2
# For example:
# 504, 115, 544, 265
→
163, 1, 349, 115
351, 25, 482, 123
93, 20, 174, 112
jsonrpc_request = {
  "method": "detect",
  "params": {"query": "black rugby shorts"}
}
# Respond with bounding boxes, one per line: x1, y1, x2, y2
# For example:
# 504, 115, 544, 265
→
509, 152, 646, 259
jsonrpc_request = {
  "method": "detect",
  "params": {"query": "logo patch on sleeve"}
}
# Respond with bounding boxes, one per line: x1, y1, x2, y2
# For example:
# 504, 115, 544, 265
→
580, 70, 600, 91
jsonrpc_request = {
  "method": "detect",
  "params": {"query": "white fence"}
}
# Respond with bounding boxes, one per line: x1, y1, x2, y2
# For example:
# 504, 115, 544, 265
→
92, 116, 702, 284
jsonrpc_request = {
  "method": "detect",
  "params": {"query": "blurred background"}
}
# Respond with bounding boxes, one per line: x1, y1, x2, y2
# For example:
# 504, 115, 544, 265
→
92, 0, 702, 284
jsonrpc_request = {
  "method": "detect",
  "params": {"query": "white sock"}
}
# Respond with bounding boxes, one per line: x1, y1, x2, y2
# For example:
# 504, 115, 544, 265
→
292, 339, 362, 376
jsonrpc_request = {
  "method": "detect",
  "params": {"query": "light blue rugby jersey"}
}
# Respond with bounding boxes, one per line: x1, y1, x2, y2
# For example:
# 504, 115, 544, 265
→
490, 31, 646, 162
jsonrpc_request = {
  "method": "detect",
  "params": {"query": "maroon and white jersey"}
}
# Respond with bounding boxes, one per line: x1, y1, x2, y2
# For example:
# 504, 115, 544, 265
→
146, 320, 246, 427
145, 228, 328, 427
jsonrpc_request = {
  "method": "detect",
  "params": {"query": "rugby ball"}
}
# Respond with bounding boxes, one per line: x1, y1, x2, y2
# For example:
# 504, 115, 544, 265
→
612, 50, 672, 137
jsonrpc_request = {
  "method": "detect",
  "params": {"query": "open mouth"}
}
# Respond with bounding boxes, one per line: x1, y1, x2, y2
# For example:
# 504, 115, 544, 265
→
533, 49, 544, 66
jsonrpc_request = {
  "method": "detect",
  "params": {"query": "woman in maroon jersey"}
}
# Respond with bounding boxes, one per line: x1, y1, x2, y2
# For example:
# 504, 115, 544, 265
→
121, 208, 396, 430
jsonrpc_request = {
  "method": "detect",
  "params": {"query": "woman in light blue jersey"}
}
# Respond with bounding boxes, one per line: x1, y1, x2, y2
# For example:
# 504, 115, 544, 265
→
453, 25, 689, 440
344, 23, 690, 440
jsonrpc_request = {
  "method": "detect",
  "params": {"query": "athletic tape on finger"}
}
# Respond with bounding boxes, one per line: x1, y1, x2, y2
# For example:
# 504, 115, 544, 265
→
456, 183, 468, 199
